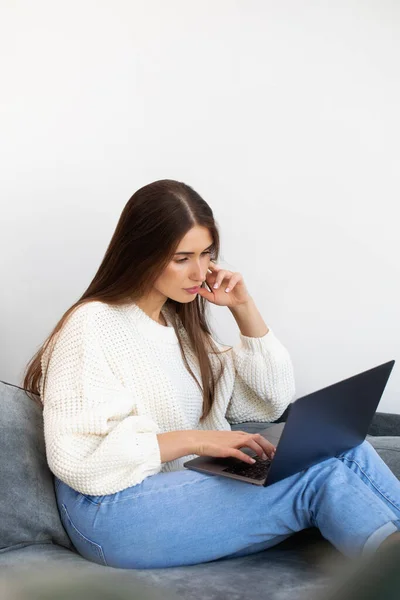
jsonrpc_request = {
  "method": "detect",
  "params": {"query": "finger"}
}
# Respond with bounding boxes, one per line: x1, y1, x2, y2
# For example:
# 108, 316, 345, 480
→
247, 435, 275, 459
203, 280, 213, 293
197, 286, 214, 301
204, 270, 219, 289
230, 448, 258, 464
255, 434, 276, 458
224, 274, 240, 293
233, 431, 272, 459
212, 270, 228, 290
207, 261, 220, 273
241, 438, 269, 460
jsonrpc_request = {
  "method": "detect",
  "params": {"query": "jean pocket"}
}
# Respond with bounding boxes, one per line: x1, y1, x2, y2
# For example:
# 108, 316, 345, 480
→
60, 503, 108, 566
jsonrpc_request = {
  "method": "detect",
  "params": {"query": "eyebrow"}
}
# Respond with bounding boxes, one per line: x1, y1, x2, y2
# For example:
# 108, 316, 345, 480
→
174, 244, 213, 256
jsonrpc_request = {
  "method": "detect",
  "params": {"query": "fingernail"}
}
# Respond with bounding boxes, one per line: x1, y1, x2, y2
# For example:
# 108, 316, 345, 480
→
225, 288, 230, 292
213, 283, 219, 289
250, 458, 256, 463
262, 453, 267, 460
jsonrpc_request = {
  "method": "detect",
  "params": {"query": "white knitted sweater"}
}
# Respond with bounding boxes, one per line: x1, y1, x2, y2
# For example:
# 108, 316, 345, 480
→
40, 301, 295, 495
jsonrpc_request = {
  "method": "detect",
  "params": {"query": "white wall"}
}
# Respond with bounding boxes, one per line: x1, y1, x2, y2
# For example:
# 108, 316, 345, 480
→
1, 0, 399, 412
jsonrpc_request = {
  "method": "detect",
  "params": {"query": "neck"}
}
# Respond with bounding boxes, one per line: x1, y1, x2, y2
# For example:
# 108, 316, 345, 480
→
133, 296, 167, 325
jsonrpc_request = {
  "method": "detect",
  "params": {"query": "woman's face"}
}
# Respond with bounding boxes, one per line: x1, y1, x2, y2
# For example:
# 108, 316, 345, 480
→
155, 225, 214, 302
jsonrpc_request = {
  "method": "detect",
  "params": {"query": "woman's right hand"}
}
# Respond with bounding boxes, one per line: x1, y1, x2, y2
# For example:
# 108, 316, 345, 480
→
190, 430, 276, 464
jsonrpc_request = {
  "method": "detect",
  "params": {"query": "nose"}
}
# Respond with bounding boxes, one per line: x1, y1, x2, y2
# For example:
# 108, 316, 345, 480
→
190, 260, 206, 285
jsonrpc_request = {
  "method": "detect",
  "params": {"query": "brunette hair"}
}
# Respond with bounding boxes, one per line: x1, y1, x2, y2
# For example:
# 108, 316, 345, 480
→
22, 179, 231, 421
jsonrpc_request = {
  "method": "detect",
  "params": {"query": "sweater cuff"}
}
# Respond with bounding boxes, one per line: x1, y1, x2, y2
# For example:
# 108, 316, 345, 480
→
238, 328, 281, 353
141, 432, 162, 474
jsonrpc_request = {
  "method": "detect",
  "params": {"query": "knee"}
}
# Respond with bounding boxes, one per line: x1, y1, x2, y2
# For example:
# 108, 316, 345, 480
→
306, 456, 349, 484
296, 458, 349, 512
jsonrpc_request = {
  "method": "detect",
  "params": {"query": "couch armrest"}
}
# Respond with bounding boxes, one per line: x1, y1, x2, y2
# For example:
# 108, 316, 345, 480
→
367, 412, 400, 436
273, 406, 400, 436
230, 408, 400, 437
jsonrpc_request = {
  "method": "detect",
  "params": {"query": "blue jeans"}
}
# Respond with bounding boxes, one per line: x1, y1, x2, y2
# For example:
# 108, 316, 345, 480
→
54, 440, 400, 569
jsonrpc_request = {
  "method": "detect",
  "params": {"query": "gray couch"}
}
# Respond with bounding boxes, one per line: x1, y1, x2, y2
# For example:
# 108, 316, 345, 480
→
1, 378, 400, 600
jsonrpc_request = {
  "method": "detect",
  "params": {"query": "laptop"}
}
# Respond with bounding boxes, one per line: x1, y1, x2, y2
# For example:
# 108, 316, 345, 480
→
184, 360, 395, 487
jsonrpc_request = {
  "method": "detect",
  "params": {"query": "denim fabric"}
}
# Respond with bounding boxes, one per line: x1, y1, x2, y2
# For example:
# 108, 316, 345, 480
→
54, 440, 400, 569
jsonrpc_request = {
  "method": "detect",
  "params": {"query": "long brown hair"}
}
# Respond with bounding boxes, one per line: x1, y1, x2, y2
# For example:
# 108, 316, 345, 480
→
23, 179, 231, 422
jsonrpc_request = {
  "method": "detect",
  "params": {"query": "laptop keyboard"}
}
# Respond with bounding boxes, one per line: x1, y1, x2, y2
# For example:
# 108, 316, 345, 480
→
222, 456, 272, 480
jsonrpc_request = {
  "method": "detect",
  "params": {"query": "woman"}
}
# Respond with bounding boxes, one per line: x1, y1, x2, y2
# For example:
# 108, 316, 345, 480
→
23, 179, 400, 570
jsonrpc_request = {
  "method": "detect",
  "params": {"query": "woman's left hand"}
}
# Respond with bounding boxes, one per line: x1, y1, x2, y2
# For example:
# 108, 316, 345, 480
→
197, 261, 252, 308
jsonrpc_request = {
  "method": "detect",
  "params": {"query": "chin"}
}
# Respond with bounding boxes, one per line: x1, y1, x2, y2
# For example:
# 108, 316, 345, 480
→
182, 289, 200, 301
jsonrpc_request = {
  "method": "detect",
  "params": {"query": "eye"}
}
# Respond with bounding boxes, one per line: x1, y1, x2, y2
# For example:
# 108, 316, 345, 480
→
175, 251, 214, 264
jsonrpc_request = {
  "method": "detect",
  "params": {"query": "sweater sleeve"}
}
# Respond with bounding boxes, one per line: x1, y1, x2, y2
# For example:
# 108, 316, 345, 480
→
211, 328, 296, 425
40, 304, 162, 496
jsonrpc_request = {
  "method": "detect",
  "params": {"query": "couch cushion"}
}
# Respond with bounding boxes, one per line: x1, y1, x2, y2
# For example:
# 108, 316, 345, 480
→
0, 536, 338, 600
0, 380, 73, 552
0, 545, 180, 600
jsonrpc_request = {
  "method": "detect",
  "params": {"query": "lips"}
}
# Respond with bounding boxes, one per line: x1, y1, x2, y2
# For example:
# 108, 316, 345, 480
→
184, 286, 200, 292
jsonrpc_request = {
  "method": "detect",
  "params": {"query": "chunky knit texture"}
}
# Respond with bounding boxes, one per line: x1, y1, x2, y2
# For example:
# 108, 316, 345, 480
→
40, 300, 296, 495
